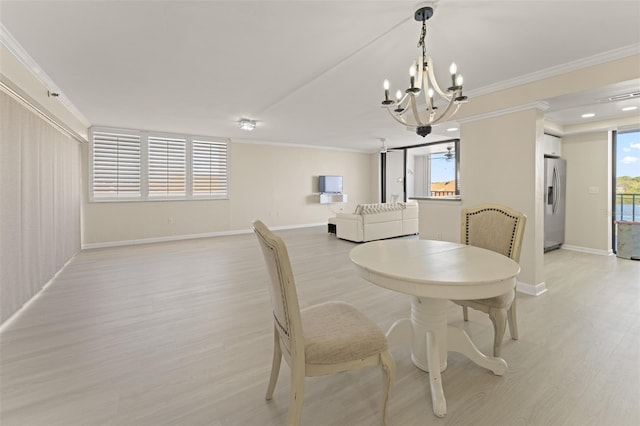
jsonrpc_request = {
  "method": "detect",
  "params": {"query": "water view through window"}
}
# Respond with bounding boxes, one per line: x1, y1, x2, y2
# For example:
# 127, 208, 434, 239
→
615, 130, 640, 222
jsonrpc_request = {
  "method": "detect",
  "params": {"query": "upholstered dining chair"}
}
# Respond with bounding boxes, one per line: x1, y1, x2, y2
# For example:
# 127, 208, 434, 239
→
252, 220, 395, 426
453, 204, 527, 357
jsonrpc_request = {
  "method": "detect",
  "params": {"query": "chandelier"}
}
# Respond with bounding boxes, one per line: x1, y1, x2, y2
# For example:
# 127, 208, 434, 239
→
381, 2, 467, 137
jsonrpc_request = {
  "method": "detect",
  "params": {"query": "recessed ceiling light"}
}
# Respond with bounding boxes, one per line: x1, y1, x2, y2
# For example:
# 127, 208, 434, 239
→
446, 127, 458, 132
622, 106, 638, 112
581, 113, 595, 118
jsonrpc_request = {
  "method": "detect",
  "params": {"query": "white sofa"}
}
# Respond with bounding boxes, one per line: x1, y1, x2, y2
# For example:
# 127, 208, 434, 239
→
334, 202, 418, 242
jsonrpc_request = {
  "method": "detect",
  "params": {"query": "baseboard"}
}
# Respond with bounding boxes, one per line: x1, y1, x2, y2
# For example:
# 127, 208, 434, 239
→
560, 245, 614, 256
516, 280, 548, 296
81, 222, 327, 249
0, 252, 78, 330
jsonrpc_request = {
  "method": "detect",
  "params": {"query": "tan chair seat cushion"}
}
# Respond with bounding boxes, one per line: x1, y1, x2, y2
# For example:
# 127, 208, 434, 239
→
301, 301, 387, 365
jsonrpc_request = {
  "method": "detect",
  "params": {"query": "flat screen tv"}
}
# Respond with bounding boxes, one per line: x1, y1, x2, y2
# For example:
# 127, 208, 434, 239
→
319, 175, 343, 194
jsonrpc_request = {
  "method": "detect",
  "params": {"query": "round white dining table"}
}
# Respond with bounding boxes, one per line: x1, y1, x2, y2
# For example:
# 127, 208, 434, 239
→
349, 239, 521, 418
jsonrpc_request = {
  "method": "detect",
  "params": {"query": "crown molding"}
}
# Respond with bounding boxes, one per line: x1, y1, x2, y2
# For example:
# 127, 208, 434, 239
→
232, 137, 371, 154
457, 101, 550, 125
0, 23, 91, 127
468, 44, 640, 99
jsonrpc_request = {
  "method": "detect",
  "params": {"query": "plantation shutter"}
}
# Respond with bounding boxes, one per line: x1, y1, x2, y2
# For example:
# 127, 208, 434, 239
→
92, 131, 141, 198
148, 136, 186, 196
192, 139, 228, 197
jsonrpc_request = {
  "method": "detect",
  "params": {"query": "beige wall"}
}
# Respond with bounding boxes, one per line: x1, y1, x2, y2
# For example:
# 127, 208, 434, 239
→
82, 142, 376, 246
458, 108, 545, 290
419, 109, 546, 290
562, 131, 612, 252
417, 199, 462, 242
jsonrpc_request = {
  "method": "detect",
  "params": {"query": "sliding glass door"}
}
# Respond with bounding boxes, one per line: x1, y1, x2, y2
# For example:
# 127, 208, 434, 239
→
612, 129, 640, 252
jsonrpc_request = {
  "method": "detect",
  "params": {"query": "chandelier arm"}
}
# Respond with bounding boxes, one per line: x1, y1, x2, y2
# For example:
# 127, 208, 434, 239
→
431, 101, 461, 125
398, 92, 410, 108
386, 108, 412, 127
422, 68, 433, 111
410, 95, 425, 126
426, 56, 451, 99
416, 56, 424, 91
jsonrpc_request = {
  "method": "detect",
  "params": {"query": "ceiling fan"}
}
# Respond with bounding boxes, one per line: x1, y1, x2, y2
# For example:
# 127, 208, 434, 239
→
432, 146, 455, 161
379, 137, 388, 153
378, 137, 403, 154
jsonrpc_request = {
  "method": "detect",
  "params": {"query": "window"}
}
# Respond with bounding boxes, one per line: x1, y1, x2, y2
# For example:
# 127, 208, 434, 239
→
192, 139, 228, 197
148, 136, 186, 197
425, 145, 458, 197
89, 127, 229, 201
91, 130, 141, 199
384, 139, 459, 201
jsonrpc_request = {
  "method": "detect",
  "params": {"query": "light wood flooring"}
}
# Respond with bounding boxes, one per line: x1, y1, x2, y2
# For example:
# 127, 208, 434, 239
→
1, 227, 639, 426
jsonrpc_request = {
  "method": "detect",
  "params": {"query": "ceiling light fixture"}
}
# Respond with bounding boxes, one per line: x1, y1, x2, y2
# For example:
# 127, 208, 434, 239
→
581, 113, 595, 118
622, 106, 638, 111
381, 2, 467, 137
238, 118, 256, 131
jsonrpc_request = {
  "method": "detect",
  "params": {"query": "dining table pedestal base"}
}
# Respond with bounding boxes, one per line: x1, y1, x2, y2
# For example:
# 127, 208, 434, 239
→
386, 295, 508, 418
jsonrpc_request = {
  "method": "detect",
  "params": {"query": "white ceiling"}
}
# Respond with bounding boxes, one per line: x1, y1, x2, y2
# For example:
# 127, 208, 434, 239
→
1, 0, 639, 152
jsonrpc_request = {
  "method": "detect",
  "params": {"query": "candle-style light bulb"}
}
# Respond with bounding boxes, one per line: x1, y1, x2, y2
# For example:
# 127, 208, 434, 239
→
450, 62, 458, 89
396, 90, 402, 101
456, 75, 464, 86
409, 63, 416, 89
428, 88, 434, 109
382, 79, 394, 105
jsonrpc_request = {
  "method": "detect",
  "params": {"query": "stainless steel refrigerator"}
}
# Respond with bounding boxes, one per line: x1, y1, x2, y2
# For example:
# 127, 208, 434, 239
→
544, 157, 566, 252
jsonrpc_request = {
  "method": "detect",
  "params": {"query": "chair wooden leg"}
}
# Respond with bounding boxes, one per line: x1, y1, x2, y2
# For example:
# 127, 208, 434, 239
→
488, 307, 507, 357
507, 297, 519, 340
462, 305, 469, 321
266, 327, 282, 400
287, 363, 305, 426
380, 351, 396, 426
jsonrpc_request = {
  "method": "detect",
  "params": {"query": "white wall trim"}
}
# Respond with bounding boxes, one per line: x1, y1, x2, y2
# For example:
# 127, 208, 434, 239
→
457, 101, 550, 125
517, 280, 547, 297
81, 222, 328, 249
232, 137, 371, 154
1, 77, 86, 143
560, 245, 614, 256
0, 252, 78, 330
0, 23, 91, 127
467, 44, 640, 99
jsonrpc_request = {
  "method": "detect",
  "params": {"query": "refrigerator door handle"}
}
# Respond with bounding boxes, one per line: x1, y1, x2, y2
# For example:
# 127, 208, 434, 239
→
552, 166, 559, 214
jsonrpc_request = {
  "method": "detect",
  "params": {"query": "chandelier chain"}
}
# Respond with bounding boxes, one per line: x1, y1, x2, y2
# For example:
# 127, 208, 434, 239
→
417, 19, 427, 67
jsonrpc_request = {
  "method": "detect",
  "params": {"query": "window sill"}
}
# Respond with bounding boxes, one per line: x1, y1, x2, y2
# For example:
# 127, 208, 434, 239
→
409, 196, 461, 202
